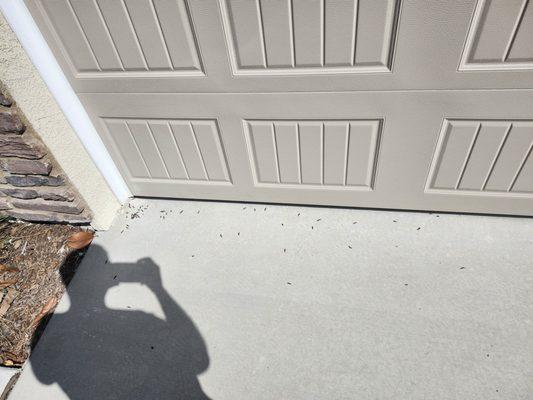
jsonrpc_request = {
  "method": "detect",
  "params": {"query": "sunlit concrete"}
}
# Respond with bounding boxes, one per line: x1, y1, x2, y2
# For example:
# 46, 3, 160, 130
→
10, 199, 533, 399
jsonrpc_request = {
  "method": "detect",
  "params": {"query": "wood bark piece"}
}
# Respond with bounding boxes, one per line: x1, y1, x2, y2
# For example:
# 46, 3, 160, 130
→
0, 265, 19, 273
0, 288, 18, 317
0, 279, 18, 289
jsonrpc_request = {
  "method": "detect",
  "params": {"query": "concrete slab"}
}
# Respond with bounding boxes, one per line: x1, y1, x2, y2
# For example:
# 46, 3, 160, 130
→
0, 367, 18, 399
9, 199, 533, 400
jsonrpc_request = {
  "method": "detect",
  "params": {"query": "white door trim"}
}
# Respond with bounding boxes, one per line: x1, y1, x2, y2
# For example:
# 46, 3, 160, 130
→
0, 0, 131, 203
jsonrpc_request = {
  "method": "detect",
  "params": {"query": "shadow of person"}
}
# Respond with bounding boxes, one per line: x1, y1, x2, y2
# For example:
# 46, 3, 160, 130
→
30, 244, 211, 400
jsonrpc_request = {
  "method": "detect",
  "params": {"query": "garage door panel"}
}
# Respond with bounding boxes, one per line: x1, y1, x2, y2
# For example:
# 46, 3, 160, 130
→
465, 0, 524, 64
323, 0, 356, 67
485, 123, 533, 193
458, 122, 509, 191
68, 0, 123, 71
104, 119, 150, 179
323, 122, 349, 186
193, 121, 230, 182
247, 122, 279, 184
103, 117, 231, 185
346, 121, 381, 187
96, 0, 147, 71
512, 149, 533, 192
297, 122, 323, 184
32, 0, 203, 76
222, 0, 399, 73
225, 0, 266, 69
124, 120, 169, 179
274, 123, 300, 184
427, 119, 533, 196
81, 84, 533, 216
38, 0, 100, 72
354, 0, 398, 67
460, 0, 533, 70
291, 0, 322, 68
28, 0, 533, 93
245, 119, 380, 189
507, 2, 533, 62
148, 121, 188, 180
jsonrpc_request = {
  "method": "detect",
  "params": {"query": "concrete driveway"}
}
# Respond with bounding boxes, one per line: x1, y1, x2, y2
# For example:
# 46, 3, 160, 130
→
9, 199, 533, 399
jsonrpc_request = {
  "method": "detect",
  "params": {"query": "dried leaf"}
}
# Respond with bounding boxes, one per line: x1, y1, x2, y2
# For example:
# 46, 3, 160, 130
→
67, 230, 94, 249
0, 264, 19, 273
0, 280, 18, 289
1, 351, 24, 366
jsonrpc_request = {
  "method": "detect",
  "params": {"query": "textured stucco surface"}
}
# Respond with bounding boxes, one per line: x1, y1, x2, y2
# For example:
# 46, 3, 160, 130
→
0, 13, 121, 230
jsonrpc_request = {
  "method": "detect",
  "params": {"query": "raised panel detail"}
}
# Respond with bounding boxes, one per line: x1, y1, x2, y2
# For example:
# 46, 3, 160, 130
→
220, 0, 400, 75
245, 120, 381, 189
104, 118, 230, 183
37, 0, 203, 77
426, 119, 533, 196
460, 0, 533, 71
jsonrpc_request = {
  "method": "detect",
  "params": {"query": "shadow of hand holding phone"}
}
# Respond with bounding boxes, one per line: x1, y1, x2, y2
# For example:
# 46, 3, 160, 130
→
31, 244, 211, 400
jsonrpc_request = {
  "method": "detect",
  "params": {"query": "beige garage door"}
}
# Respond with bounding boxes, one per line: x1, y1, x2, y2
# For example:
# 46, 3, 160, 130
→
27, 0, 533, 216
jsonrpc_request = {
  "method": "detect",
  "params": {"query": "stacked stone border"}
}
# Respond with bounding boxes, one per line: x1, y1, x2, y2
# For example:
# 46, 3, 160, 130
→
0, 87, 91, 223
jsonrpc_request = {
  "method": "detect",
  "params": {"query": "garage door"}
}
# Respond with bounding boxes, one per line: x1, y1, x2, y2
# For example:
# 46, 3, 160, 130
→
26, 0, 533, 216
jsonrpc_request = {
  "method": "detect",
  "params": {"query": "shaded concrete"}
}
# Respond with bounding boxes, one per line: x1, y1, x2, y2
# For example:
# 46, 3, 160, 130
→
10, 199, 533, 399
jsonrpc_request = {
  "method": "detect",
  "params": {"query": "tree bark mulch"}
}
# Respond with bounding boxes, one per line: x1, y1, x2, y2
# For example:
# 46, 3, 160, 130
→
0, 218, 90, 367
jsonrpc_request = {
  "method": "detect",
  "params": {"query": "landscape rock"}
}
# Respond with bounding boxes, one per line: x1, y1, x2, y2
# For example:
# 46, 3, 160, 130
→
5, 174, 64, 187
0, 136, 45, 159
40, 189, 75, 202
0, 93, 12, 107
0, 188, 39, 199
0, 112, 24, 134
11, 198, 84, 215
0, 158, 51, 175
0, 198, 11, 210
4, 209, 91, 224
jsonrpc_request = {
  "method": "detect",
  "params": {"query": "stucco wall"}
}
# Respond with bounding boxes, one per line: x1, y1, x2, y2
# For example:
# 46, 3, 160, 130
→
0, 13, 121, 230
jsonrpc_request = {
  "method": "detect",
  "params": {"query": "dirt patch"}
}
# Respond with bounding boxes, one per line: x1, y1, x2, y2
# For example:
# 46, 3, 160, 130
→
0, 218, 90, 366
